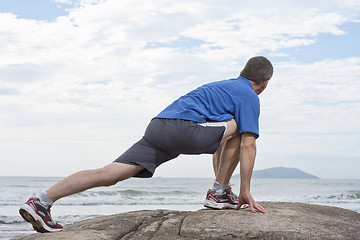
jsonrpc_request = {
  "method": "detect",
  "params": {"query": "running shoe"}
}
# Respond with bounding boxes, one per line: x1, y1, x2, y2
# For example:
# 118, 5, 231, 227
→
204, 189, 237, 209
19, 198, 63, 233
224, 187, 250, 209
225, 185, 239, 204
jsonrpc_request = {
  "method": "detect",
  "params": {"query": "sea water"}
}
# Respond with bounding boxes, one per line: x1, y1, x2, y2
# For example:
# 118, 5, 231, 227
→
1, 177, 359, 239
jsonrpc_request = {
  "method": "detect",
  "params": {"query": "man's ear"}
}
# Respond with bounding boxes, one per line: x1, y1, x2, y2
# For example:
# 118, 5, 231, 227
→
262, 79, 270, 88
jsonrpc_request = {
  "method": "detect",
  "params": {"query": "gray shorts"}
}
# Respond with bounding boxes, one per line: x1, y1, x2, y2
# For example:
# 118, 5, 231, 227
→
114, 118, 226, 178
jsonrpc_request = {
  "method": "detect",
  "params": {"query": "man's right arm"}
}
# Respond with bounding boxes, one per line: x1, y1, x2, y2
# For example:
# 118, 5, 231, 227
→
236, 132, 265, 213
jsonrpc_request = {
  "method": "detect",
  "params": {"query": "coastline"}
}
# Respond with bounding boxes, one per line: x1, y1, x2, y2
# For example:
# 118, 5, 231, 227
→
13, 202, 360, 240
1, 177, 359, 239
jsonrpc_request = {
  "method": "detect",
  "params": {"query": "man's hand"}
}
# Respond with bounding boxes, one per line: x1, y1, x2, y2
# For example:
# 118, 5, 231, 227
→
236, 191, 266, 213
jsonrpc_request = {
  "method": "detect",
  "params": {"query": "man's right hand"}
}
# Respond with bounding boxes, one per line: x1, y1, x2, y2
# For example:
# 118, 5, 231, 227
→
236, 191, 266, 213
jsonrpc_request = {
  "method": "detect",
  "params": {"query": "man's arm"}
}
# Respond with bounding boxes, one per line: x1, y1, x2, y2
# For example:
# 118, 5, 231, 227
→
236, 132, 266, 213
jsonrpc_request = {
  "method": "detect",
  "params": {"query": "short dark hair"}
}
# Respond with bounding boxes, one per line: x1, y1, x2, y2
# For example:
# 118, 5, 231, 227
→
240, 56, 273, 84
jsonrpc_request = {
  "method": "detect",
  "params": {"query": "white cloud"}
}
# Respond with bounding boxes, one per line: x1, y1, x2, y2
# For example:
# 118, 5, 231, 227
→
54, 0, 74, 4
0, 0, 359, 177
257, 57, 360, 178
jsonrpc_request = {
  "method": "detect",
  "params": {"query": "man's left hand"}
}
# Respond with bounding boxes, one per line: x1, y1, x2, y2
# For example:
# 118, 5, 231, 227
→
235, 191, 266, 213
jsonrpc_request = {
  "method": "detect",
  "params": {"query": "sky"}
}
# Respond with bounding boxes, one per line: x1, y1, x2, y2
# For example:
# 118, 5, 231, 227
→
0, 0, 359, 179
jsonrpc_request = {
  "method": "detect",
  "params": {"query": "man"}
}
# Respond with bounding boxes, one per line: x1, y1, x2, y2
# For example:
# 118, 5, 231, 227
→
19, 56, 273, 233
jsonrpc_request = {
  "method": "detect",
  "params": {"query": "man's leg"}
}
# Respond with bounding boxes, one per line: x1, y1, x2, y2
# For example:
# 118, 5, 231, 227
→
213, 119, 240, 184
46, 162, 144, 202
205, 119, 241, 209
19, 162, 144, 233
213, 135, 240, 185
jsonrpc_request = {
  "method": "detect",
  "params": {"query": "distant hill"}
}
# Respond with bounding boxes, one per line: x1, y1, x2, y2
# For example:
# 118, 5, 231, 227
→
233, 167, 319, 179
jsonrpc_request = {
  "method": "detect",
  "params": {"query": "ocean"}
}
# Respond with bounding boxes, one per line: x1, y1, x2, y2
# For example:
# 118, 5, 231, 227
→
1, 177, 359, 239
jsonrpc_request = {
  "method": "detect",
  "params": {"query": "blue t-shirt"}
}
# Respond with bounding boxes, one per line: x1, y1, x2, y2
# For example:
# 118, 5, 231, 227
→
155, 76, 260, 137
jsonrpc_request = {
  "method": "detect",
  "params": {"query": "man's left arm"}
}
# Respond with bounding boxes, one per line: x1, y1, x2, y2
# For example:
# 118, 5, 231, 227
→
236, 132, 265, 213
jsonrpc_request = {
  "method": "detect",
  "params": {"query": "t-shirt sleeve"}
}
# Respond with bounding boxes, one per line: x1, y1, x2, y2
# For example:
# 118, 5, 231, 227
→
235, 95, 260, 138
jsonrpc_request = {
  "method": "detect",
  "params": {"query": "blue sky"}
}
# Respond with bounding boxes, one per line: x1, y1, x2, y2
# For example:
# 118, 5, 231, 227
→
282, 22, 360, 62
0, 0, 359, 179
0, 0, 73, 21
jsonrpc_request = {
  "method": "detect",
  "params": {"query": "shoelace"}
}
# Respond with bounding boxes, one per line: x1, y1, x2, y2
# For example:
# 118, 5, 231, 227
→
46, 205, 58, 225
225, 184, 238, 200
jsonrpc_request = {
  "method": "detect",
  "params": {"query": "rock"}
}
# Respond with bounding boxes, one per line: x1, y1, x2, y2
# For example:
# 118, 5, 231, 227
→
13, 202, 360, 240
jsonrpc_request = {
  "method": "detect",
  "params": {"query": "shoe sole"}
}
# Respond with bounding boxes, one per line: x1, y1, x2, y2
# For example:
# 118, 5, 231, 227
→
204, 199, 237, 210
19, 204, 62, 233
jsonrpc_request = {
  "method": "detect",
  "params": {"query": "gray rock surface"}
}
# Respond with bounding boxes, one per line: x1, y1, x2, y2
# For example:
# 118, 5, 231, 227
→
14, 202, 360, 240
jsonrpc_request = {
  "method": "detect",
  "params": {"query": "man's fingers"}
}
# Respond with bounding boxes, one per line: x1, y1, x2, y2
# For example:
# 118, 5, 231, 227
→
254, 203, 266, 213
236, 192, 265, 213
235, 200, 244, 210
249, 202, 256, 213
236, 201, 265, 213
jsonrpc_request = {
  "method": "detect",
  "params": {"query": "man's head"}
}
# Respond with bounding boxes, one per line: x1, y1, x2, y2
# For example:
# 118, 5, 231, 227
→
240, 56, 273, 95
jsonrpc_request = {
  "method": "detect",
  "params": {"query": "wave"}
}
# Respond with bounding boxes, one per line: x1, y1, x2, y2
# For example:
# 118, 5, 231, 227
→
74, 189, 199, 197
75, 189, 148, 197
54, 200, 202, 206
0, 220, 24, 225
310, 192, 360, 202
0, 217, 24, 225
347, 192, 360, 200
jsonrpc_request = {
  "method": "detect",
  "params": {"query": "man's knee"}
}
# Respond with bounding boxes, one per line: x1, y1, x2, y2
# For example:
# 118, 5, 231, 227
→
96, 165, 120, 186
221, 119, 239, 143
99, 162, 144, 186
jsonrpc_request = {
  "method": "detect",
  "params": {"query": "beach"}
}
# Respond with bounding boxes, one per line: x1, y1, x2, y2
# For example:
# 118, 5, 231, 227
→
1, 177, 359, 239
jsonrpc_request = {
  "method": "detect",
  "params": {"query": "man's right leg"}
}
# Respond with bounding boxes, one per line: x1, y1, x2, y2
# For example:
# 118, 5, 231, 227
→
47, 162, 144, 202
19, 162, 144, 233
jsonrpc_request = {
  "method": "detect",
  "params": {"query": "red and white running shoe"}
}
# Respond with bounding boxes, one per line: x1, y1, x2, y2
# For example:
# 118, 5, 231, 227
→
204, 189, 238, 209
19, 198, 62, 233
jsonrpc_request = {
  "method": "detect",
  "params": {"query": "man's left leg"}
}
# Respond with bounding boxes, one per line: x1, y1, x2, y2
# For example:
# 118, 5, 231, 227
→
205, 119, 241, 209
213, 135, 240, 185
213, 118, 240, 184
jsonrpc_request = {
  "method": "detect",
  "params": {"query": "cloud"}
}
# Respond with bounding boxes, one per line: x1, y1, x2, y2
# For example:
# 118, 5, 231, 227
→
0, 88, 19, 95
54, 0, 75, 4
257, 57, 360, 178
0, 0, 359, 177
262, 57, 360, 138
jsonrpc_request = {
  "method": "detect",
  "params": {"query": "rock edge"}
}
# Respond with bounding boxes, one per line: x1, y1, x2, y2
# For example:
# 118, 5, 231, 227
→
14, 202, 360, 240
